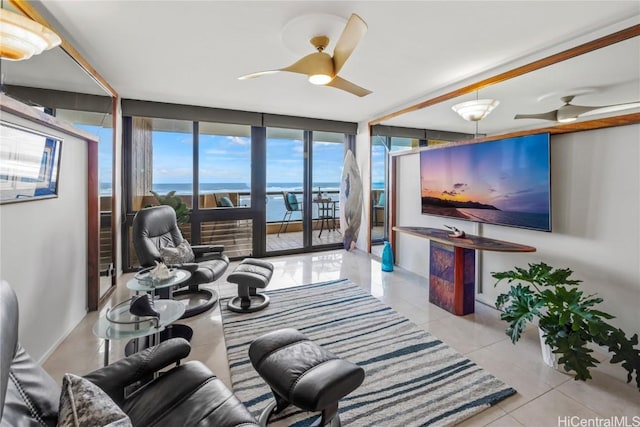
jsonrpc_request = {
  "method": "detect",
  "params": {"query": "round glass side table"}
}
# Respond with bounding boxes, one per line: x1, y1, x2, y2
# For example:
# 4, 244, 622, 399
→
93, 298, 185, 366
126, 268, 192, 298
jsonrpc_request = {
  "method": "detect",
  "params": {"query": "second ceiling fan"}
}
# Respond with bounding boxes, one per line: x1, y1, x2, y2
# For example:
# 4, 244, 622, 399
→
514, 95, 640, 122
239, 13, 372, 97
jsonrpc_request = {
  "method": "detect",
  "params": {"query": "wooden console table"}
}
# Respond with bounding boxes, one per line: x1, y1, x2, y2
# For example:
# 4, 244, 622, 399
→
393, 226, 536, 315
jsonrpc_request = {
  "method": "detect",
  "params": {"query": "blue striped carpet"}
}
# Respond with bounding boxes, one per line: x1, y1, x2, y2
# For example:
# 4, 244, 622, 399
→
221, 279, 516, 426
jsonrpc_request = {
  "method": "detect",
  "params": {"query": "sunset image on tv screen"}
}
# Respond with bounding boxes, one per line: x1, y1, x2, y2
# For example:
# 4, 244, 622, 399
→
420, 133, 551, 231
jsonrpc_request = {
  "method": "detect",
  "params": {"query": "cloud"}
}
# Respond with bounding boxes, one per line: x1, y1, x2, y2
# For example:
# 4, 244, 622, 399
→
442, 183, 467, 197
226, 136, 250, 146
512, 187, 534, 195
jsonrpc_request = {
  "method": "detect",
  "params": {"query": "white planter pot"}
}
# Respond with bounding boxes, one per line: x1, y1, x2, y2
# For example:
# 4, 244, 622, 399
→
538, 327, 559, 369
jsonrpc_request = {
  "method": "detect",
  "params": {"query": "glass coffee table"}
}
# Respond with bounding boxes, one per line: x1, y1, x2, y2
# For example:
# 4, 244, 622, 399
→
93, 298, 185, 366
127, 268, 192, 299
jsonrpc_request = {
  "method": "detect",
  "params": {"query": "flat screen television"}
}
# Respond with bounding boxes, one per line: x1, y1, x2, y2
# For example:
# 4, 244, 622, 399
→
419, 133, 551, 232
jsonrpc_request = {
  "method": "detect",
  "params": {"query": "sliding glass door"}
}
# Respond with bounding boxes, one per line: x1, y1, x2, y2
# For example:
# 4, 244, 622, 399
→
264, 129, 346, 254
265, 128, 306, 251
311, 131, 345, 248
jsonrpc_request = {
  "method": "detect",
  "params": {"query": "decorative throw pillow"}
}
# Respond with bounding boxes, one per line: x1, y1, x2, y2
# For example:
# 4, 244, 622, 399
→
159, 240, 195, 264
286, 192, 299, 211
218, 196, 234, 207
58, 374, 132, 427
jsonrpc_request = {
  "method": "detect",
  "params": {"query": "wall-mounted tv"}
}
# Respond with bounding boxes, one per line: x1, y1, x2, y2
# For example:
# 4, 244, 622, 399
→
420, 133, 551, 232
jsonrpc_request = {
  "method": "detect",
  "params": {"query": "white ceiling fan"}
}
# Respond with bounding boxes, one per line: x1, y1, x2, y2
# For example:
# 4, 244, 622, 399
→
238, 13, 371, 97
514, 95, 640, 123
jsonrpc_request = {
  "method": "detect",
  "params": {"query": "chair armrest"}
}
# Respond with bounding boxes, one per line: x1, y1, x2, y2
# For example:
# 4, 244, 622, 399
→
192, 244, 224, 255
83, 338, 191, 405
168, 262, 199, 272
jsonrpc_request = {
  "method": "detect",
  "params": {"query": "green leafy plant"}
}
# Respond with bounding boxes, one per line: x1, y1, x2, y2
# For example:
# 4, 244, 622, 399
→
149, 190, 190, 224
492, 262, 640, 391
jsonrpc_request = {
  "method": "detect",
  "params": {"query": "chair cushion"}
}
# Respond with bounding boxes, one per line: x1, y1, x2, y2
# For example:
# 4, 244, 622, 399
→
1, 344, 60, 427
217, 196, 234, 207
286, 192, 299, 211
159, 240, 195, 264
58, 374, 131, 427
121, 361, 258, 427
191, 258, 229, 283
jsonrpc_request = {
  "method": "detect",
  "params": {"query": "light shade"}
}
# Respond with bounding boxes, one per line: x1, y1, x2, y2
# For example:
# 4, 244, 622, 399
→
452, 99, 500, 121
308, 74, 332, 85
0, 9, 61, 61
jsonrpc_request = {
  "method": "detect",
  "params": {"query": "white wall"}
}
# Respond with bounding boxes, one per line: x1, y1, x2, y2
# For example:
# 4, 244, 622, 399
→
0, 112, 89, 362
394, 124, 640, 335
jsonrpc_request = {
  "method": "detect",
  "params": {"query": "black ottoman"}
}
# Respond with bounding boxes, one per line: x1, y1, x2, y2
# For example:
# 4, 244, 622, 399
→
227, 258, 273, 313
249, 328, 365, 427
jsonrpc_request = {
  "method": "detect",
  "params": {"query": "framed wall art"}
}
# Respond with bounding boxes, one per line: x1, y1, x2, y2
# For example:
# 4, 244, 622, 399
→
0, 121, 62, 204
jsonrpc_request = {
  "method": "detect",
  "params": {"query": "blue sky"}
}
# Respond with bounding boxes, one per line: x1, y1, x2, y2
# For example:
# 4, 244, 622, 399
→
74, 124, 113, 184
82, 124, 346, 189
150, 130, 345, 185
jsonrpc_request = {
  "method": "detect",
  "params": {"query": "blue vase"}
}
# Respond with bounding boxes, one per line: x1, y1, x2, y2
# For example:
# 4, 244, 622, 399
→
381, 241, 394, 272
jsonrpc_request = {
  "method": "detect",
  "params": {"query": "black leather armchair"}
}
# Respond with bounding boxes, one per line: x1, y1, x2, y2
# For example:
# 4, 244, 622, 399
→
0, 280, 259, 427
133, 205, 230, 317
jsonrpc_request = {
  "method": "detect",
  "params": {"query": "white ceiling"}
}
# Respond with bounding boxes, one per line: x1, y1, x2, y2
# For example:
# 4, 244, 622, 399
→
7, 1, 640, 132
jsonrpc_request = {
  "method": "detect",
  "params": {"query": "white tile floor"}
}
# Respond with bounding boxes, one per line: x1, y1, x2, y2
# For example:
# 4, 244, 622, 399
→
43, 249, 639, 426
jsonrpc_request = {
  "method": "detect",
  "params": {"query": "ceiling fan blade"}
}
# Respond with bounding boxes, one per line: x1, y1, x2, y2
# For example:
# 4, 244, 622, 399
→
326, 76, 372, 97
282, 51, 333, 76
332, 13, 368, 75
238, 70, 281, 80
514, 111, 558, 121
580, 101, 640, 117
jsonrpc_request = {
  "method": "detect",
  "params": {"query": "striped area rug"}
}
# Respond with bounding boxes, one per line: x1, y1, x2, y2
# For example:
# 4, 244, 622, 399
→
221, 279, 515, 426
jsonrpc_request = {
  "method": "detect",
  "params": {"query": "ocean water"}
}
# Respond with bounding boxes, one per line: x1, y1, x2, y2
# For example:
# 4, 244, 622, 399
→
101, 182, 341, 223
457, 208, 550, 231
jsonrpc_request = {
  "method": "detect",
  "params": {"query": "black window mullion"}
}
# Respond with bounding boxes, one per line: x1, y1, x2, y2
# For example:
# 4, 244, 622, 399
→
191, 121, 201, 244
303, 130, 313, 249
251, 126, 267, 256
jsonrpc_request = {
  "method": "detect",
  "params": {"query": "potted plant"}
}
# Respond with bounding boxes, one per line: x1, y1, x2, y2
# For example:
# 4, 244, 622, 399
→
148, 190, 190, 224
492, 262, 640, 391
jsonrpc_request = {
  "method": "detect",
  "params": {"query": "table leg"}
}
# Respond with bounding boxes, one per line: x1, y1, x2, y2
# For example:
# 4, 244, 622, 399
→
429, 242, 476, 315
104, 339, 110, 366
453, 247, 465, 316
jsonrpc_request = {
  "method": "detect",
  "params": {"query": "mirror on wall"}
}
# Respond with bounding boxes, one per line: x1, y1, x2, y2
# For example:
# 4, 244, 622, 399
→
378, 31, 640, 134
368, 26, 640, 251
0, 3, 117, 302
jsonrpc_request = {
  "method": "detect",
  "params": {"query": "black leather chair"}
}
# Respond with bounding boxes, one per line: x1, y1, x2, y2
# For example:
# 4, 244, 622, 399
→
133, 205, 229, 317
0, 280, 259, 427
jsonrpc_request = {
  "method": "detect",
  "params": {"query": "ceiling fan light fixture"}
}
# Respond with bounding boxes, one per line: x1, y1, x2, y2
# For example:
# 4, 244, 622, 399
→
308, 73, 332, 85
0, 8, 61, 61
452, 99, 500, 121
557, 117, 577, 123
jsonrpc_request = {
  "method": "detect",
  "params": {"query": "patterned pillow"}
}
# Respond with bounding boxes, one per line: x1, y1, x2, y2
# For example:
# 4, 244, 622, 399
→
58, 373, 131, 427
159, 240, 195, 264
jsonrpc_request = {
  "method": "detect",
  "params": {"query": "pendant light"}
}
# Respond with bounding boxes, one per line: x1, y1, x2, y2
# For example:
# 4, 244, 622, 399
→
0, 7, 61, 61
